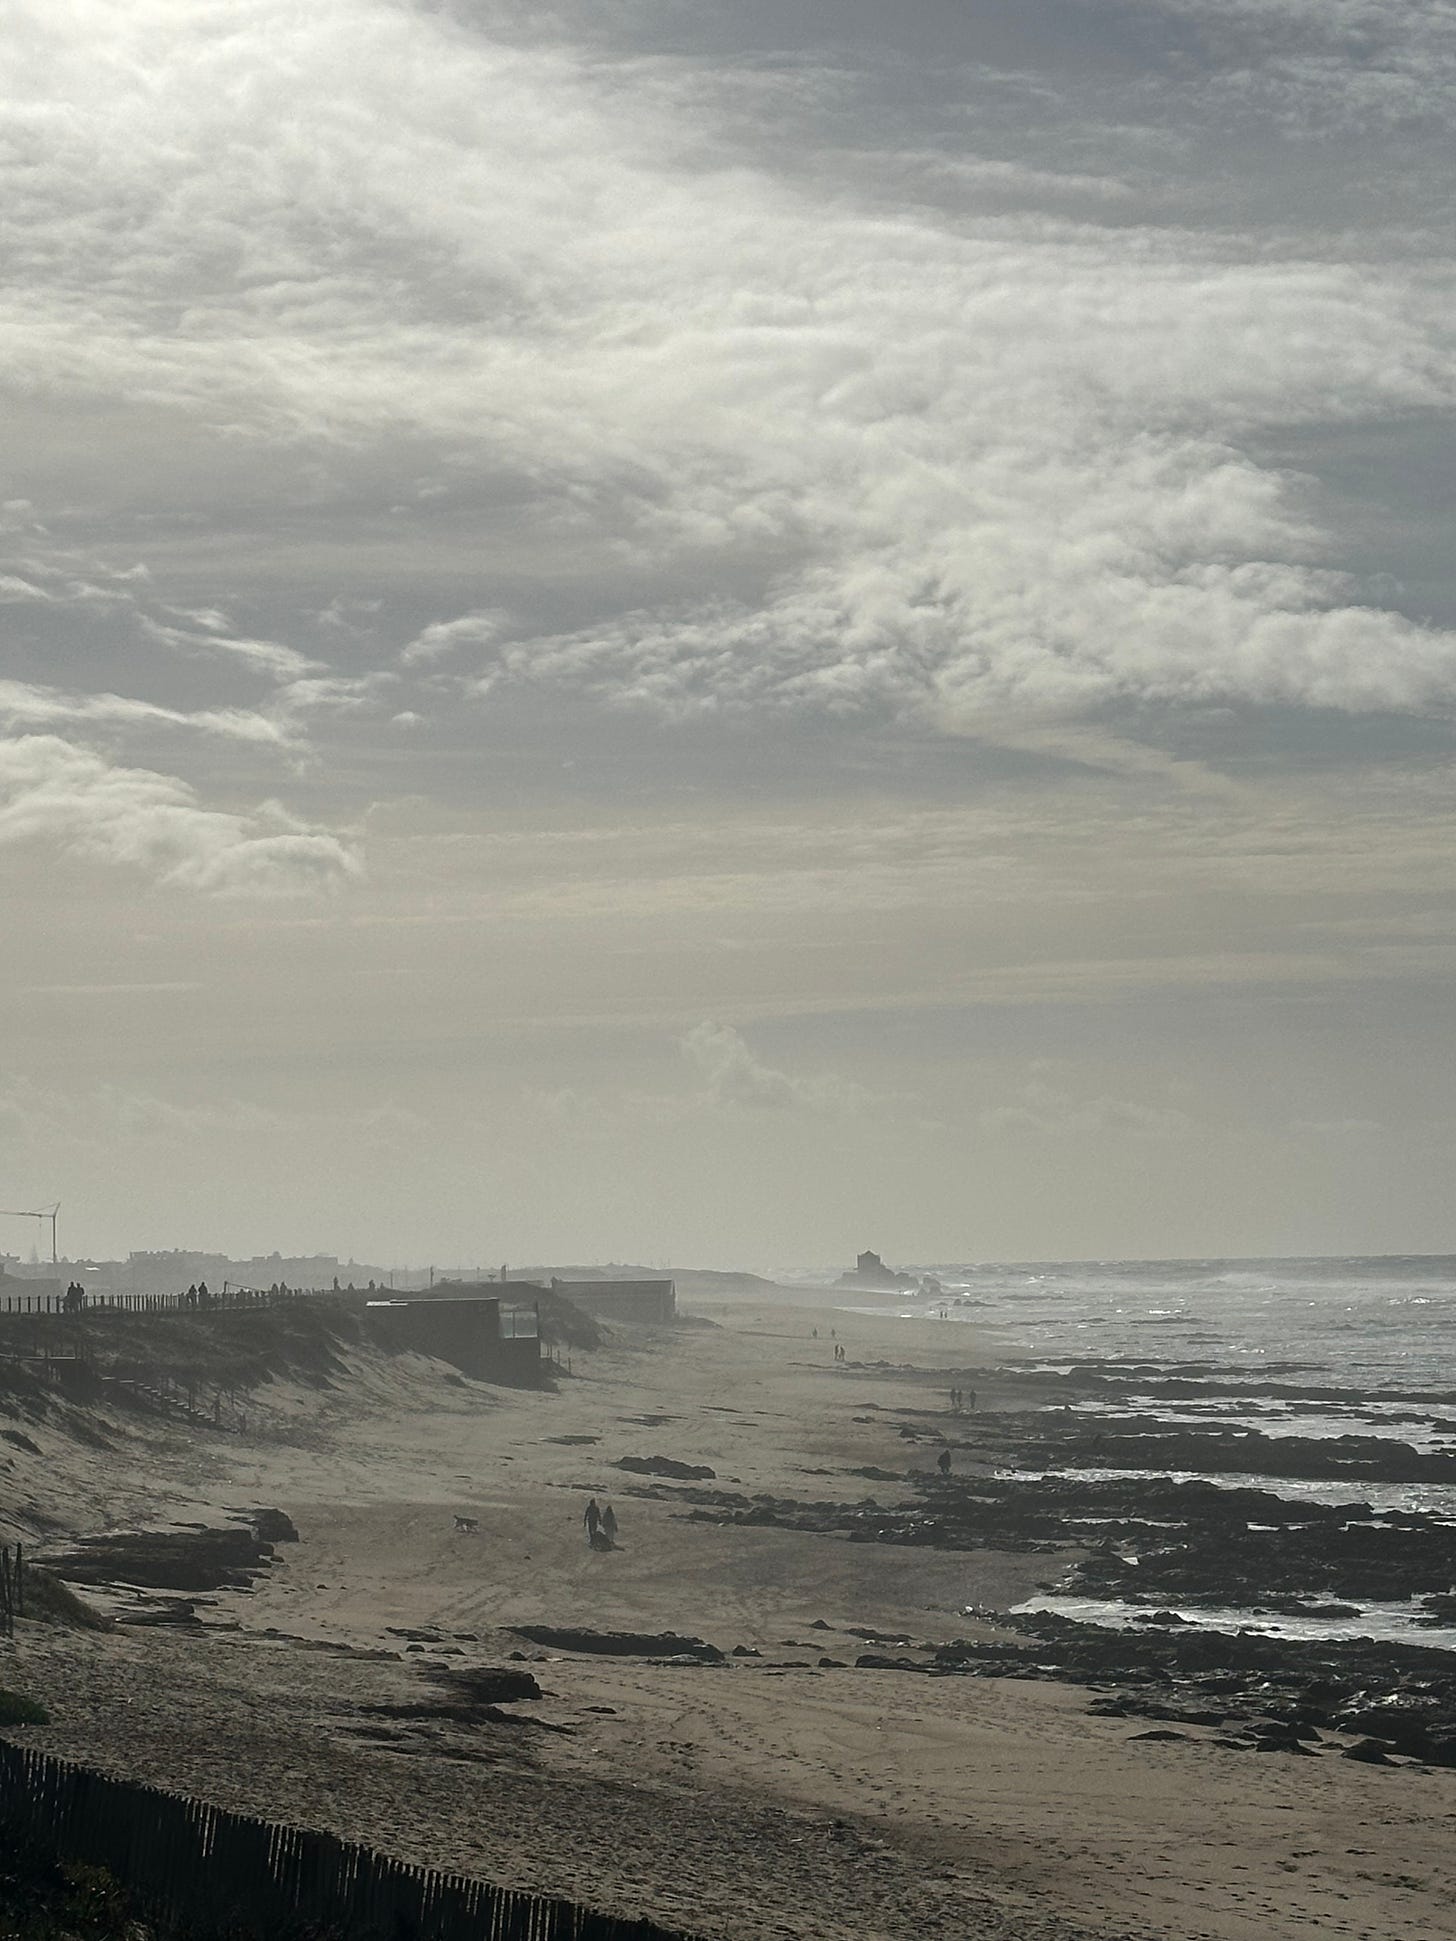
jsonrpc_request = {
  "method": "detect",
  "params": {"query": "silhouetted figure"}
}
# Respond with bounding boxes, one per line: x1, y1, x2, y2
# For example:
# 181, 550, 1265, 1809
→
197, 1281, 210, 1309
966, 1387, 978, 1411
583, 1497, 601, 1542
937, 1448, 952, 1476
601, 1503, 618, 1545
186, 1284, 198, 1308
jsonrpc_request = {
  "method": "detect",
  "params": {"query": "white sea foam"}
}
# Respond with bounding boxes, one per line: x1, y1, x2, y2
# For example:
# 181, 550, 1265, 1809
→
1015, 1592, 1456, 1653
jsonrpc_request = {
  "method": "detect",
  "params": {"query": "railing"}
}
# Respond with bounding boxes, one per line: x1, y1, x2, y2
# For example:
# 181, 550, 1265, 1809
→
0, 1286, 344, 1317
0, 1743, 688, 1940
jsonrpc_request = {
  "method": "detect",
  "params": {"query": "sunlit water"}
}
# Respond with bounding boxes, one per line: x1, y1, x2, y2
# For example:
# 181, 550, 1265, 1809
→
1014, 1592, 1456, 1651
795, 1254, 1456, 1647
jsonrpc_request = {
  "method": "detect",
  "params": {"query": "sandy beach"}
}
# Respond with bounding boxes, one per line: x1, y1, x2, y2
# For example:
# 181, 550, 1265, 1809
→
3, 1296, 1454, 1941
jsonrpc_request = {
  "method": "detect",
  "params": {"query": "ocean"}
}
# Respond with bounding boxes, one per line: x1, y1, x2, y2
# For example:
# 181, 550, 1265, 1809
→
922, 1254, 1456, 1393
811, 1255, 1456, 1649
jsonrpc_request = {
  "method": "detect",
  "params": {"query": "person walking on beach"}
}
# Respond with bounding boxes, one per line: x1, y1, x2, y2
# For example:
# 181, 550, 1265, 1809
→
937, 1447, 952, 1476
601, 1503, 618, 1546
583, 1498, 601, 1543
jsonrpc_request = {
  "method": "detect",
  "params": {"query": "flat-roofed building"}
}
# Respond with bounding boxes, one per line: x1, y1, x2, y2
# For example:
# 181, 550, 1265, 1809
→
363, 1293, 541, 1384
549, 1277, 676, 1324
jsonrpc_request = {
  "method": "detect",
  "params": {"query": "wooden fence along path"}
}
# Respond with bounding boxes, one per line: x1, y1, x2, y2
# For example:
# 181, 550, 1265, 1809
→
0, 1743, 691, 1941
0, 1545, 22, 1638
0, 1286, 324, 1317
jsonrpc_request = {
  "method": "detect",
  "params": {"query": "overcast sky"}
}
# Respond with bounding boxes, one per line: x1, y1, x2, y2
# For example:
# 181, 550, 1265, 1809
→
4, 0, 1456, 1270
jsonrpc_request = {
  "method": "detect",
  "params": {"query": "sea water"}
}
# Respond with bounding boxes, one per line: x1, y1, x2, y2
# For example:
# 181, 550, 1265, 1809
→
808, 1255, 1456, 1646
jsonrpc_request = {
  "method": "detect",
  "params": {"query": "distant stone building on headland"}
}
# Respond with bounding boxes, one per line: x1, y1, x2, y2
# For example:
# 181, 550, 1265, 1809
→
836, 1250, 916, 1291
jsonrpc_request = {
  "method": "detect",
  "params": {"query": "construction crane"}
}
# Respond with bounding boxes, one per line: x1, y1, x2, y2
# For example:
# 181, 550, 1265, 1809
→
0, 1203, 60, 1265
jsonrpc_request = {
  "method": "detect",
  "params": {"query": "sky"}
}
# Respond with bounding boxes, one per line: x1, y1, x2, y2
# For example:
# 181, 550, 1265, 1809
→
4, 0, 1456, 1270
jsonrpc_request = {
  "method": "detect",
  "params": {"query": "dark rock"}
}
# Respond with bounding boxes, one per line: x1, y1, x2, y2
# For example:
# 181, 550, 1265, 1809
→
45, 1525, 277, 1593
1335, 1703, 1431, 1757
615, 1455, 717, 1481
512, 1624, 724, 1663
245, 1508, 299, 1543
116, 1598, 202, 1628
431, 1666, 542, 1704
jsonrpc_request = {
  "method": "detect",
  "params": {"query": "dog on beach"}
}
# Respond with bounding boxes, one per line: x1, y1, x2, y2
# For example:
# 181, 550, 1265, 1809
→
452, 1515, 478, 1533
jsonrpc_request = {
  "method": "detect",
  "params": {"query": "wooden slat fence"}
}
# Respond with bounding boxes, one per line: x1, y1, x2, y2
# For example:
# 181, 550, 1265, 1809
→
0, 1544, 22, 1638
0, 1287, 332, 1317
0, 1743, 690, 1941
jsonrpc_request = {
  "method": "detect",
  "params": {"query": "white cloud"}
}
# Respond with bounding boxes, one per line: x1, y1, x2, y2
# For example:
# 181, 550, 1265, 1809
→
5, 0, 1455, 755
0, 678, 290, 746
0, 1076, 425, 1151
981, 1077, 1195, 1139
680, 1021, 870, 1113
401, 610, 511, 667
1104, 0, 1456, 132
0, 735, 361, 895
141, 617, 320, 682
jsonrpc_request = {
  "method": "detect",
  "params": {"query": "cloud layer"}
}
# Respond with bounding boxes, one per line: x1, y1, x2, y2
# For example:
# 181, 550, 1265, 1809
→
0, 736, 360, 894
4, 0, 1455, 818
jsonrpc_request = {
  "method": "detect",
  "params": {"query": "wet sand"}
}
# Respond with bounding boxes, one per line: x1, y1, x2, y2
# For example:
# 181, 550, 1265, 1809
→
5, 1299, 1455, 1941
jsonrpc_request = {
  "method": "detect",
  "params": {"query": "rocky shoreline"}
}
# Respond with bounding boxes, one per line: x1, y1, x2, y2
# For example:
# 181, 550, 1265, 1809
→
578, 1343, 1456, 1767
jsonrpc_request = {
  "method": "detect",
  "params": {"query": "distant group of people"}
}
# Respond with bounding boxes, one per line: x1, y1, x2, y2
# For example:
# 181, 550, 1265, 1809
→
175, 1282, 293, 1309
948, 1386, 976, 1414
582, 1497, 619, 1552
62, 1281, 87, 1313
832, 1343, 847, 1362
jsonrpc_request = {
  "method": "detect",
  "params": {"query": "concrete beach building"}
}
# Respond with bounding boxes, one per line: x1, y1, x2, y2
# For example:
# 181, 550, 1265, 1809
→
363, 1292, 541, 1384
549, 1278, 676, 1324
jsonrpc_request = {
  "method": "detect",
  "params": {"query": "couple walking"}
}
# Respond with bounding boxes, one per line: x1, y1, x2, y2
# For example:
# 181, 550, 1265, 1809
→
583, 1497, 618, 1549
